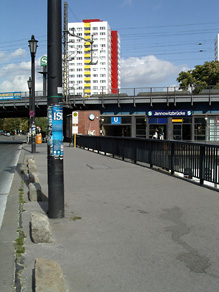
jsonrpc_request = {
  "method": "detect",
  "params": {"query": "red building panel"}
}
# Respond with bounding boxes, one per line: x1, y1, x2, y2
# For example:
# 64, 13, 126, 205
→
111, 31, 119, 94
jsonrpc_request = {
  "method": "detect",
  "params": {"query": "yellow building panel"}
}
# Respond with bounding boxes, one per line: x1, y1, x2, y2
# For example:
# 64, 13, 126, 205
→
84, 60, 91, 64
84, 23, 91, 28
85, 42, 91, 46
84, 48, 90, 52
84, 65, 91, 69
84, 35, 90, 40
84, 54, 91, 58
84, 71, 91, 75
84, 77, 91, 81
84, 30, 91, 34
84, 83, 91, 87
84, 89, 91, 94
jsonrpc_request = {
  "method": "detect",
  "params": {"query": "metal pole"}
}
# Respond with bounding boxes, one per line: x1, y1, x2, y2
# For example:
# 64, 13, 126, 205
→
47, 0, 64, 218
28, 77, 32, 144
31, 52, 36, 153
43, 66, 47, 96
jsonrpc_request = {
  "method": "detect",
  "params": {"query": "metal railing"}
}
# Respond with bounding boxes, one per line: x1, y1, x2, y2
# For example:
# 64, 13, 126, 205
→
7, 86, 219, 99
76, 135, 219, 186
0, 86, 218, 109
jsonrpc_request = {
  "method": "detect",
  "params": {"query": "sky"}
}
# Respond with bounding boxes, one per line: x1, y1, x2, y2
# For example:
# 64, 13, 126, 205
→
0, 0, 219, 92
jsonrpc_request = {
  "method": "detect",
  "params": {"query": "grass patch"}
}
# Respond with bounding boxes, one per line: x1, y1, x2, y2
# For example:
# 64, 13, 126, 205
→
70, 216, 82, 221
15, 229, 26, 259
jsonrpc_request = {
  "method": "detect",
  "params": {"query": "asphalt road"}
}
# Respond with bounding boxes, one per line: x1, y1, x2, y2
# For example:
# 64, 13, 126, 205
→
0, 139, 23, 230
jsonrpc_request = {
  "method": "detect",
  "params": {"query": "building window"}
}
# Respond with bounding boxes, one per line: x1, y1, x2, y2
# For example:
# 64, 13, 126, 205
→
194, 118, 206, 141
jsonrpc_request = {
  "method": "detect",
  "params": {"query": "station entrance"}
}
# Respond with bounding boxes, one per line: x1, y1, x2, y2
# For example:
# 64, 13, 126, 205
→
173, 124, 191, 141
103, 125, 131, 137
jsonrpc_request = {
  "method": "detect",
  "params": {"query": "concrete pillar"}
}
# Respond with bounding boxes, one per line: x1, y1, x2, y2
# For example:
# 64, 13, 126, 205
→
131, 116, 136, 138
167, 117, 173, 140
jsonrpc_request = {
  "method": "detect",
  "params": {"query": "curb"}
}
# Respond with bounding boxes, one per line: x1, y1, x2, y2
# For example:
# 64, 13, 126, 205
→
23, 150, 68, 292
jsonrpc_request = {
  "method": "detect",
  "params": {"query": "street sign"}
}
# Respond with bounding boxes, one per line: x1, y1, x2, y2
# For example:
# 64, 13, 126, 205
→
40, 56, 47, 66
72, 111, 78, 124
72, 126, 78, 134
111, 117, 121, 125
29, 110, 34, 117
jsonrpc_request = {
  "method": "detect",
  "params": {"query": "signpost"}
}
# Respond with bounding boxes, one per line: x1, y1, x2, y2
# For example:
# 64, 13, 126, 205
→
40, 56, 48, 66
72, 111, 78, 148
29, 110, 34, 118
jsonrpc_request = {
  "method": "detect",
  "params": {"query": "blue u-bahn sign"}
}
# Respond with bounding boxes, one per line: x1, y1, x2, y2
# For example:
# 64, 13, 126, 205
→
0, 92, 21, 101
111, 117, 121, 124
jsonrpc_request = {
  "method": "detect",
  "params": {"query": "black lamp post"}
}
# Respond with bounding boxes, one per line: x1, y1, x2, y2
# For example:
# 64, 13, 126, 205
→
28, 35, 38, 153
27, 77, 32, 144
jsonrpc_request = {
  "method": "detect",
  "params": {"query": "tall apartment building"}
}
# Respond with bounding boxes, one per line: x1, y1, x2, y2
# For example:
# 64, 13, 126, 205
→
67, 19, 120, 97
214, 34, 219, 61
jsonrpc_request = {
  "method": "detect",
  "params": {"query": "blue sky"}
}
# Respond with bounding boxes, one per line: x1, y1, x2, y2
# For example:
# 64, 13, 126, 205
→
0, 0, 219, 91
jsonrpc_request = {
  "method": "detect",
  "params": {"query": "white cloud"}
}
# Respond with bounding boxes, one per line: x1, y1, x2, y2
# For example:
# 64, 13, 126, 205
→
10, 48, 26, 59
0, 51, 7, 64
120, 0, 132, 7
0, 59, 43, 92
120, 55, 188, 87
0, 53, 189, 93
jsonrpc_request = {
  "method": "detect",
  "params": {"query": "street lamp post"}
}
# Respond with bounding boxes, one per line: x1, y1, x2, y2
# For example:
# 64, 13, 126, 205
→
27, 77, 32, 144
28, 35, 38, 153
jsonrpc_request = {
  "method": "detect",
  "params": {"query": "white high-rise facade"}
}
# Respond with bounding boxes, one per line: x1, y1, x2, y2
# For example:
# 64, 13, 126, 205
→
214, 34, 219, 61
67, 19, 120, 97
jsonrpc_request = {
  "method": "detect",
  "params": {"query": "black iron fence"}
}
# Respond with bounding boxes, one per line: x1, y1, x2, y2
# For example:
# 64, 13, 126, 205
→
76, 135, 219, 186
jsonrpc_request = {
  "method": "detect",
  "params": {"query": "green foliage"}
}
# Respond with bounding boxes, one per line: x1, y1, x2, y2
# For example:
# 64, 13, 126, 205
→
1, 117, 47, 134
35, 117, 47, 133
2, 118, 28, 133
177, 61, 219, 93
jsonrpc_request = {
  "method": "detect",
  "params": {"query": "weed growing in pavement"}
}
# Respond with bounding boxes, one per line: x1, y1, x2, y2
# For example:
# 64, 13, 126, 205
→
14, 180, 27, 291
70, 216, 82, 221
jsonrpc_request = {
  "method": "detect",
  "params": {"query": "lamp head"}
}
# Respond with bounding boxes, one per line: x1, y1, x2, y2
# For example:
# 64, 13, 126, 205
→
27, 77, 32, 90
28, 35, 38, 55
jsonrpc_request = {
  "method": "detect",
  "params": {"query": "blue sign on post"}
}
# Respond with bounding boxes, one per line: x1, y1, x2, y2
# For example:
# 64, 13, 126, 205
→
52, 105, 63, 156
111, 117, 121, 125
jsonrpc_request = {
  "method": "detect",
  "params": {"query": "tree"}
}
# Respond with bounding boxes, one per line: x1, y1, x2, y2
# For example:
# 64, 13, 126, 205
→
35, 117, 47, 133
3, 118, 28, 134
1, 117, 47, 134
177, 61, 219, 93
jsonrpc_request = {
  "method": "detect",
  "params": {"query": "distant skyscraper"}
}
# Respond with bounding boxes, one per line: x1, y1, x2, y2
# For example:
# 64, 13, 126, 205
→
67, 19, 120, 97
214, 34, 219, 61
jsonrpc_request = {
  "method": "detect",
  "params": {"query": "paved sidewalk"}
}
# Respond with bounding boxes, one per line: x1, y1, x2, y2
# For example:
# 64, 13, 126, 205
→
3, 142, 219, 291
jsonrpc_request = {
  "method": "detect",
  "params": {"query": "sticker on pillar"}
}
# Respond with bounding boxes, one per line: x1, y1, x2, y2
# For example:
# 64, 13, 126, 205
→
47, 106, 53, 146
52, 105, 63, 157
111, 117, 121, 124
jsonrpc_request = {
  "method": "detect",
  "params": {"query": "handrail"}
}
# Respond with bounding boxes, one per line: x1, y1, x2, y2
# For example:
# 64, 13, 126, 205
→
76, 135, 219, 187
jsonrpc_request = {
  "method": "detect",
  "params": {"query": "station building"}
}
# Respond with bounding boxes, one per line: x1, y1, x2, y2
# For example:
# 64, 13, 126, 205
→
65, 89, 219, 142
